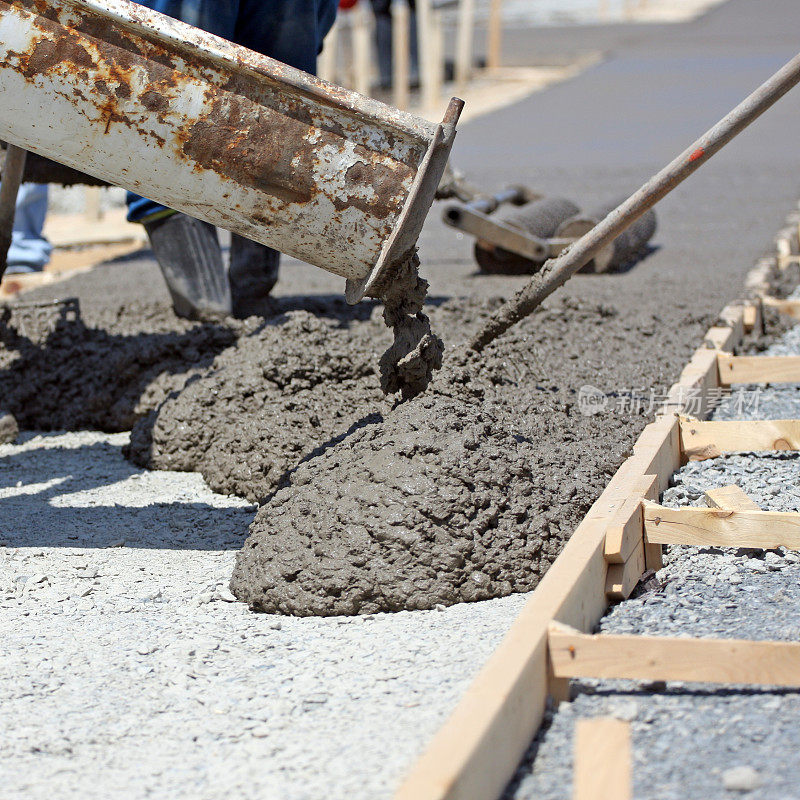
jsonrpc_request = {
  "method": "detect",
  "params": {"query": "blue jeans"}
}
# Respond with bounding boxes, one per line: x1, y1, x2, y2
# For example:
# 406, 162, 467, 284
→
127, 0, 338, 223
5, 183, 51, 273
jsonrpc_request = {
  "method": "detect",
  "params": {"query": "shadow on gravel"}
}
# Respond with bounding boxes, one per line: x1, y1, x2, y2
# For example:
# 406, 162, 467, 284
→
0, 439, 254, 550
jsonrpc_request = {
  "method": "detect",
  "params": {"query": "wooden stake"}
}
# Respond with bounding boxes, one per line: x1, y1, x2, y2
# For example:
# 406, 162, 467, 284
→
84, 186, 103, 222
604, 474, 658, 564
679, 416, 800, 461
391, 0, 411, 110
605, 539, 645, 601
416, 0, 439, 110
573, 718, 632, 800
455, 0, 476, 91
549, 623, 800, 687
643, 501, 800, 550
704, 485, 761, 511
352, 2, 373, 97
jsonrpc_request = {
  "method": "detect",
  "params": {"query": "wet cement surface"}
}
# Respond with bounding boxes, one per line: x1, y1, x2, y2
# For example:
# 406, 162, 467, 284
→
3, 0, 800, 615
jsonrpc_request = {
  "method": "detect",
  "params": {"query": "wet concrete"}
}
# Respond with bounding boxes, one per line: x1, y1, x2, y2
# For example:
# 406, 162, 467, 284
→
3, 0, 799, 615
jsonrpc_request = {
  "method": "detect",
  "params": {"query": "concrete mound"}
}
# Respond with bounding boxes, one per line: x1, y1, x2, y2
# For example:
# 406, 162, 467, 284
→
128, 310, 392, 502
229, 387, 611, 616
0, 301, 235, 431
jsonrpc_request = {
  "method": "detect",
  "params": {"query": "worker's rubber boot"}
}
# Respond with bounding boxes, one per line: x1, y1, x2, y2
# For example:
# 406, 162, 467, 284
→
229, 233, 280, 319
144, 212, 232, 320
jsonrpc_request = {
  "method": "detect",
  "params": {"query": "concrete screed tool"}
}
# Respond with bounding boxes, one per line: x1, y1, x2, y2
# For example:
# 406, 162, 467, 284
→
435, 161, 658, 275
0, 0, 462, 304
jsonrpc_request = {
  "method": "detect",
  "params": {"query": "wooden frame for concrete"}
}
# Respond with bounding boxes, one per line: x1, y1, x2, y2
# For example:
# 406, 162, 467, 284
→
573, 718, 631, 800
718, 353, 800, 384
549, 623, 800, 688
397, 217, 800, 800
643, 502, 800, 549
680, 416, 800, 461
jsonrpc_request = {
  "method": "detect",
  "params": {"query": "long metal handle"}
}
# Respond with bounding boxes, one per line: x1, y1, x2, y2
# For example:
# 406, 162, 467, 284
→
470, 51, 800, 352
0, 144, 28, 281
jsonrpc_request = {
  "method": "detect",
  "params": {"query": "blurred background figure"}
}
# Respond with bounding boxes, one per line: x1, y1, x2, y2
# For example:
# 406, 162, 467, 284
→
4, 184, 51, 275
369, 0, 419, 90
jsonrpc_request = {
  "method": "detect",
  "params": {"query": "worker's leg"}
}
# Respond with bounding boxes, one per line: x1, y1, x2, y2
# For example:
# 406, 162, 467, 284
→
126, 0, 240, 318
225, 0, 338, 317
5, 184, 51, 275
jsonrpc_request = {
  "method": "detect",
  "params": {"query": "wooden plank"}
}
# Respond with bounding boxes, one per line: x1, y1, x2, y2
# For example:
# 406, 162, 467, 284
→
763, 297, 800, 321
643, 502, 800, 550
605, 539, 644, 601
634, 415, 681, 493
574, 719, 631, 800
705, 485, 761, 511
718, 354, 800, 385
604, 474, 658, 564
549, 624, 800, 687
661, 347, 719, 418
395, 423, 681, 800
679, 417, 800, 461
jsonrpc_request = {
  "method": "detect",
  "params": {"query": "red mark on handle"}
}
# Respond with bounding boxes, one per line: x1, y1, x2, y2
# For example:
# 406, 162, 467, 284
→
689, 148, 705, 162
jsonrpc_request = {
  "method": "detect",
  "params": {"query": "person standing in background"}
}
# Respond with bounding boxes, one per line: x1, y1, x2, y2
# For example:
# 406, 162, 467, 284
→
369, 0, 419, 90
4, 183, 51, 276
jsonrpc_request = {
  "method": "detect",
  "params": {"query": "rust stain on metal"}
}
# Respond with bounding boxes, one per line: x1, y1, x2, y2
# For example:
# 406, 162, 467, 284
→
11, 32, 94, 79
337, 161, 406, 220
179, 95, 316, 205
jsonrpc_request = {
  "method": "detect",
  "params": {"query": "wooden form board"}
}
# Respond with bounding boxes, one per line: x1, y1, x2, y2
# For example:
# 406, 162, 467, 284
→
718, 353, 800, 385
549, 624, 800, 688
763, 297, 800, 321
679, 416, 800, 461
573, 718, 631, 800
704, 485, 761, 511
643, 502, 800, 550
604, 474, 660, 601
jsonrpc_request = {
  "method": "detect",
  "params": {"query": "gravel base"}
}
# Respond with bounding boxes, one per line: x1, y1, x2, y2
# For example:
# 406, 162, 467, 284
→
0, 431, 530, 800
505, 296, 800, 798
